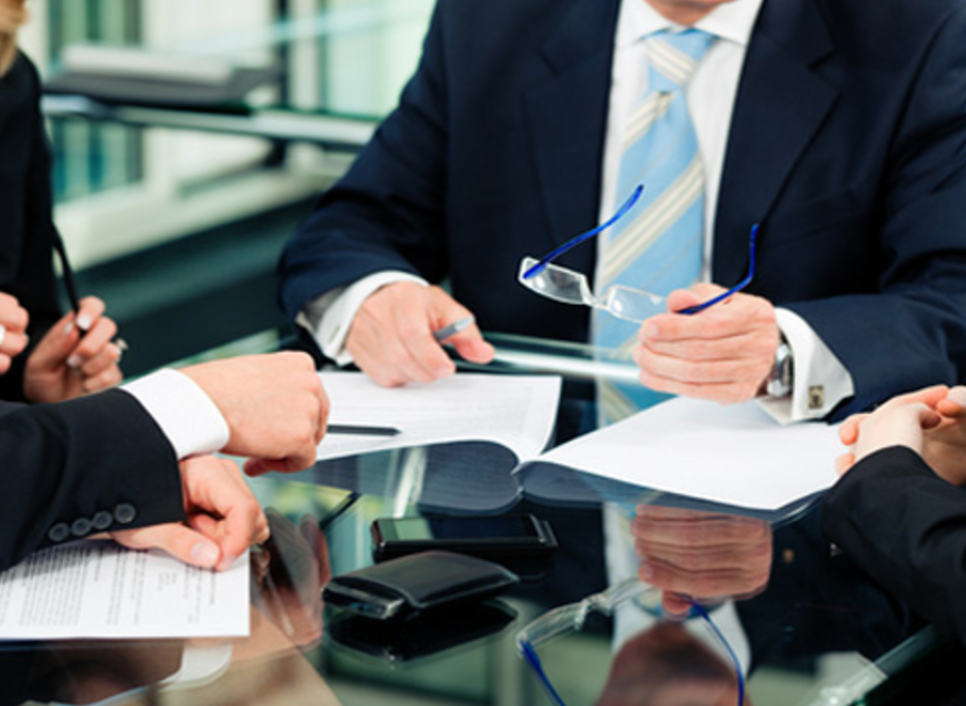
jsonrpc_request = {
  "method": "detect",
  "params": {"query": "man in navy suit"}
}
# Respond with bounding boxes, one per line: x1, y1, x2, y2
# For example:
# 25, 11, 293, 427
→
279, 0, 966, 422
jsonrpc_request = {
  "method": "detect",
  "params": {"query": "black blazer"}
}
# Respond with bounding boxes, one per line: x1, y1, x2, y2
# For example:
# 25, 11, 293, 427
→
279, 0, 966, 420
821, 446, 966, 644
0, 391, 184, 572
0, 52, 65, 401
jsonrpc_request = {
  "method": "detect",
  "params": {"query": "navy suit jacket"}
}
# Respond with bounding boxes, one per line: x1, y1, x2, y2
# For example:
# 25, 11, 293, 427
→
279, 0, 966, 419
822, 446, 966, 644
0, 392, 184, 572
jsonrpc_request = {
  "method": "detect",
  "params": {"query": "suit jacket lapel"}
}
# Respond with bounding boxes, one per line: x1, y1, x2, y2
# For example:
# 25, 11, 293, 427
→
525, 0, 621, 273
713, 0, 837, 284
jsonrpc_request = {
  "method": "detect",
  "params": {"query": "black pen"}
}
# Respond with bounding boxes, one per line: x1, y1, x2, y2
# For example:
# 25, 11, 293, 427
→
51, 230, 83, 322
327, 424, 402, 437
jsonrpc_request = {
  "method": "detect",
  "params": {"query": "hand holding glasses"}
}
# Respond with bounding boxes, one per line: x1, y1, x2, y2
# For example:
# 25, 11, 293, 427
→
518, 186, 759, 322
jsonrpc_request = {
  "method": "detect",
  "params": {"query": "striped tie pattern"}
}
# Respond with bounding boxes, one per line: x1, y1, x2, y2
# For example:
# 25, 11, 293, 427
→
595, 28, 716, 422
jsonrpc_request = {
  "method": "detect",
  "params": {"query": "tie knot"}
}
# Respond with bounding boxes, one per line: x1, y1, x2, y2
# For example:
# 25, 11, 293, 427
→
645, 28, 716, 92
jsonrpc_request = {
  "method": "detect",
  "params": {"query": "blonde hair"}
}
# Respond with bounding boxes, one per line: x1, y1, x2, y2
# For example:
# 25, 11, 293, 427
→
0, 0, 28, 77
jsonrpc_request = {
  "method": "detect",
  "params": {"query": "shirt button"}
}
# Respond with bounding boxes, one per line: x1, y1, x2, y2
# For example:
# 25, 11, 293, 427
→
48, 523, 70, 543
92, 511, 114, 531
71, 518, 93, 537
114, 504, 137, 525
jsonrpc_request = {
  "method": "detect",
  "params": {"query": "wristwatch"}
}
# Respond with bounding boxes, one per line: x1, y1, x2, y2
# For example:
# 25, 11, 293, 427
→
766, 335, 794, 398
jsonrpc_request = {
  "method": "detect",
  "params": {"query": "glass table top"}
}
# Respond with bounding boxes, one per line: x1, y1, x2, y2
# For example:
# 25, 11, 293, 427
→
0, 330, 956, 706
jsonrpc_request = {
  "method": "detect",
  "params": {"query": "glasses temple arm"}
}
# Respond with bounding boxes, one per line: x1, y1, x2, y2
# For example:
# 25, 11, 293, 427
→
522, 185, 644, 280
677, 224, 759, 316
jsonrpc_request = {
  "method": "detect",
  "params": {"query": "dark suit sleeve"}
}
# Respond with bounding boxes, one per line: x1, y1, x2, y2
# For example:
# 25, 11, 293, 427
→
786, 7, 966, 418
277, 3, 450, 319
821, 445, 966, 642
0, 391, 185, 572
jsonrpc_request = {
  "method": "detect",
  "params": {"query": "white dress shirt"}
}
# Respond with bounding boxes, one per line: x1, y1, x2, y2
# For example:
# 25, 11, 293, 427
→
305, 0, 854, 422
123, 369, 230, 460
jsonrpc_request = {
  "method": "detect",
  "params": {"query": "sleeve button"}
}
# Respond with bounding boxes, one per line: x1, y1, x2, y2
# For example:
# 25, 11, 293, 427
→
71, 518, 93, 537
92, 511, 114, 531
48, 523, 70, 543
114, 504, 137, 525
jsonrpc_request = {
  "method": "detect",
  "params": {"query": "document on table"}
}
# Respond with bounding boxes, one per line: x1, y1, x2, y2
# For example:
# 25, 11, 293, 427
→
316, 372, 562, 464
0, 541, 249, 640
534, 396, 842, 511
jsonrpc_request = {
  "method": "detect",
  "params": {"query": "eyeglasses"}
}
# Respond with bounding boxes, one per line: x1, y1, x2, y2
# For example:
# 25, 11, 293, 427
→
516, 578, 745, 706
518, 186, 759, 322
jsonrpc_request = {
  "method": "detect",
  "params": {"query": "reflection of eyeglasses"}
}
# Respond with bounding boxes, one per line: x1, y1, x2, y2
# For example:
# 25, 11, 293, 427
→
516, 578, 745, 706
518, 187, 759, 322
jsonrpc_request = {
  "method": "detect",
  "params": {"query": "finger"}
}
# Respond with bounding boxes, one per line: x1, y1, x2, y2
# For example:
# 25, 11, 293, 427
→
244, 455, 314, 476
113, 524, 222, 569
74, 296, 106, 332
81, 363, 124, 394
78, 343, 122, 378
181, 457, 267, 568
665, 288, 709, 314
397, 314, 458, 380
661, 592, 694, 618
839, 414, 867, 445
635, 345, 766, 385
835, 452, 855, 475
637, 364, 767, 404
190, 506, 271, 548
643, 292, 773, 342
215, 503, 269, 571
938, 386, 966, 417
67, 316, 118, 368
0, 330, 29, 359
912, 402, 943, 430
633, 513, 769, 547
349, 320, 441, 386
0, 293, 29, 332
395, 330, 455, 383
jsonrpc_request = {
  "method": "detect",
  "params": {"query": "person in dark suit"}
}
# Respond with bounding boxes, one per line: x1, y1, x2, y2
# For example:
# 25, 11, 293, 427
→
279, 0, 966, 422
0, 351, 329, 574
822, 384, 966, 643
0, 3, 123, 404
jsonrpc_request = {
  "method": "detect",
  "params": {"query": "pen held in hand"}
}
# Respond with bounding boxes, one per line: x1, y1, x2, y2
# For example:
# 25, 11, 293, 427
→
327, 424, 402, 437
433, 316, 474, 343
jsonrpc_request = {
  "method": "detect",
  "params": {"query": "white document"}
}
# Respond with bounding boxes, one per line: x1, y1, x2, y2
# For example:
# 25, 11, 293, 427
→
536, 396, 842, 511
316, 372, 562, 463
0, 542, 249, 640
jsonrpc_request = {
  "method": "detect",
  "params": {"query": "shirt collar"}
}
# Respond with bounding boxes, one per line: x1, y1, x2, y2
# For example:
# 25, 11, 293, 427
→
617, 0, 764, 48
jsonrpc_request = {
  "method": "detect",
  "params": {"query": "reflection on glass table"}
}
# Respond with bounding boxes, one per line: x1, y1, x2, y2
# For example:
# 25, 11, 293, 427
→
0, 458, 956, 706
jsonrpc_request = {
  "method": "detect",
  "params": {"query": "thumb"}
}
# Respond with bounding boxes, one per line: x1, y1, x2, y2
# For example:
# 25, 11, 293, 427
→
113, 523, 222, 569
665, 289, 704, 314
449, 322, 495, 364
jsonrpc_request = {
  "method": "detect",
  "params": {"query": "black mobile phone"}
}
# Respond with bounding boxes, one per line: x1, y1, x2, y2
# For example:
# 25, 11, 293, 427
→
370, 514, 557, 571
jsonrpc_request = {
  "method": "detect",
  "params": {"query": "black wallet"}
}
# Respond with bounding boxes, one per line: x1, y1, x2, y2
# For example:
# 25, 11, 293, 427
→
322, 551, 519, 620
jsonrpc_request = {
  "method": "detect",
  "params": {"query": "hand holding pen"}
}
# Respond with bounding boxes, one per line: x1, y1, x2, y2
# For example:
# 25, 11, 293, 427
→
344, 281, 494, 387
22, 296, 125, 403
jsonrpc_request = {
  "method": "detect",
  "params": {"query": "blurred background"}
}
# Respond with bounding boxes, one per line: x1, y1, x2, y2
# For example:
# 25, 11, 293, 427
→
22, 0, 434, 373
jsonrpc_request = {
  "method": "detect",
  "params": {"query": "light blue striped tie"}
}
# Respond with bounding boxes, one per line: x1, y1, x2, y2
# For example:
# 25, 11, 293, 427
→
595, 28, 716, 422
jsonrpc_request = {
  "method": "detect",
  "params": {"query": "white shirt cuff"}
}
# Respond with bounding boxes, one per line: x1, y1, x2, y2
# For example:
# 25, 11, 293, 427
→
299, 271, 429, 366
757, 308, 855, 424
122, 369, 231, 459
